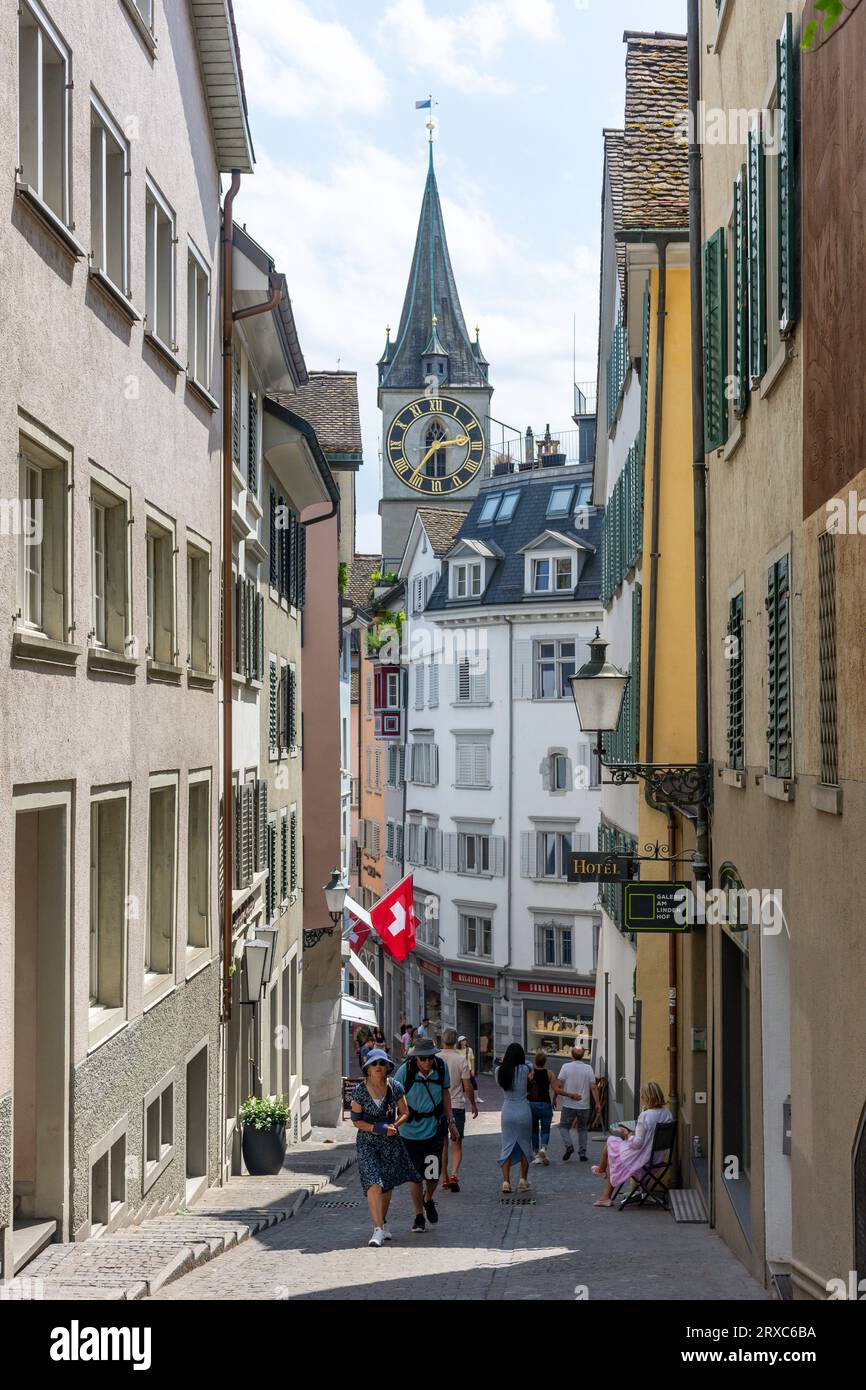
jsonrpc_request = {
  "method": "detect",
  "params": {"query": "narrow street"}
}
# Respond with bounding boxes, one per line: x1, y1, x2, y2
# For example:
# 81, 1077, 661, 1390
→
153, 1086, 766, 1302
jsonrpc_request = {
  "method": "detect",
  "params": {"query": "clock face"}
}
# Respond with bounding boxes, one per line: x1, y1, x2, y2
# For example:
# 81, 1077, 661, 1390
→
386, 395, 485, 495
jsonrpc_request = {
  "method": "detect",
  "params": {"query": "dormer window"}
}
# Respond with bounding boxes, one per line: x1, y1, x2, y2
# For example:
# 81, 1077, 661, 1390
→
547, 485, 574, 517
479, 489, 520, 524
531, 556, 575, 593
455, 562, 482, 598
575, 481, 593, 508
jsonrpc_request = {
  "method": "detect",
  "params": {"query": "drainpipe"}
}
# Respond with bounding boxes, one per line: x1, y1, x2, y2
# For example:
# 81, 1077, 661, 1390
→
500, 617, 515, 1042
221, 175, 284, 1029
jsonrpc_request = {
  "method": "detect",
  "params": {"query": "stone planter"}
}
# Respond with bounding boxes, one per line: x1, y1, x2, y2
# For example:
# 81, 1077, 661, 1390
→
241, 1123, 287, 1175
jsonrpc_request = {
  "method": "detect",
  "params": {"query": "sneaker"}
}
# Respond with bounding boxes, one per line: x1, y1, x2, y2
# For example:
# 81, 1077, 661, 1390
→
579, 1154, 588, 1162
368, 1227, 385, 1247
531, 1152, 544, 1165
517, 1178, 530, 1192
424, 1199, 439, 1225
411, 1213, 427, 1234
382, 1225, 393, 1242
448, 1175, 460, 1192
441, 1175, 452, 1191
541, 1148, 550, 1166
562, 1146, 574, 1161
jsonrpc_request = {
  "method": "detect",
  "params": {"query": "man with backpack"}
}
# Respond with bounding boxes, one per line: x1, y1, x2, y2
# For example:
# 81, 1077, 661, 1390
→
392, 1037, 460, 1233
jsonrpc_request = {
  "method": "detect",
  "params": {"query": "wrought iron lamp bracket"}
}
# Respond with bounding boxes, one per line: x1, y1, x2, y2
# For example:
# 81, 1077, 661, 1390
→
303, 926, 335, 950
600, 756, 713, 813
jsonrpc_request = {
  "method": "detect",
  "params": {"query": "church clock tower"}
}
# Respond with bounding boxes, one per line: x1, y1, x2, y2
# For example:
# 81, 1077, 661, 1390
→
378, 144, 492, 566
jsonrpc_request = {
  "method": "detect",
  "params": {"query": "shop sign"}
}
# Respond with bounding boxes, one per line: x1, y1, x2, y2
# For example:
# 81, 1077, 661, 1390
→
517, 981, 595, 999
623, 882, 692, 932
568, 850, 636, 883
419, 958, 442, 977
451, 971, 496, 990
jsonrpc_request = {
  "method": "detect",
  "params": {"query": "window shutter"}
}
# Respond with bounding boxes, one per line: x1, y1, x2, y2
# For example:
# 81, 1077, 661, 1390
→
266, 820, 276, 921
520, 831, 535, 878
269, 660, 278, 750
492, 836, 505, 877
234, 787, 244, 888
428, 661, 439, 707
256, 592, 264, 681
747, 122, 767, 385
512, 640, 532, 699
269, 487, 278, 588
279, 497, 289, 598
727, 592, 745, 770
290, 810, 298, 892
386, 821, 394, 858
255, 780, 267, 873
441, 832, 458, 873
767, 555, 792, 778
456, 660, 470, 702
247, 392, 258, 492
298, 524, 306, 609
236, 575, 245, 675
733, 167, 749, 416
541, 755, 553, 791
639, 282, 651, 464
431, 744, 439, 786
244, 783, 255, 886
703, 228, 728, 451
415, 663, 425, 709
471, 663, 489, 703
405, 743, 415, 782
218, 796, 224, 912
475, 743, 491, 785
632, 582, 642, 759
776, 12, 799, 335
395, 823, 404, 863
232, 351, 241, 469
288, 666, 297, 746
280, 817, 288, 900
288, 512, 298, 608
456, 743, 473, 786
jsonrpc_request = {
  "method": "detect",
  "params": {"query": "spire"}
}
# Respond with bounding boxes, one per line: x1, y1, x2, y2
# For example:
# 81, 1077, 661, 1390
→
381, 151, 488, 391
471, 322, 489, 374
377, 324, 393, 376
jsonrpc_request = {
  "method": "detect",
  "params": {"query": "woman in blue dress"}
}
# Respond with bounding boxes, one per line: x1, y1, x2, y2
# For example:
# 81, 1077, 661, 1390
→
496, 1043, 534, 1193
350, 1048, 418, 1246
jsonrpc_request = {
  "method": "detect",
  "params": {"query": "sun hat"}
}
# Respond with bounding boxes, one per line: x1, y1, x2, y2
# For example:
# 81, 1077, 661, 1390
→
362, 1048, 394, 1072
409, 1037, 441, 1058
457, 1035, 467, 1043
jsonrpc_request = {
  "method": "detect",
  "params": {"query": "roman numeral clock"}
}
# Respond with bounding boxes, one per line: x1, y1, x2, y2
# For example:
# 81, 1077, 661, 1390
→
386, 395, 485, 495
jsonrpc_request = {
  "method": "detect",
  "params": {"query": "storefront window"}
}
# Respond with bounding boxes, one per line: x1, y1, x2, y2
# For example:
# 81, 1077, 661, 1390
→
525, 1007, 591, 1058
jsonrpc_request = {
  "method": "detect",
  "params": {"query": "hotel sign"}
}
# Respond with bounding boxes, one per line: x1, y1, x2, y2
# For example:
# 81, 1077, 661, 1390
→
517, 981, 595, 999
568, 851, 635, 883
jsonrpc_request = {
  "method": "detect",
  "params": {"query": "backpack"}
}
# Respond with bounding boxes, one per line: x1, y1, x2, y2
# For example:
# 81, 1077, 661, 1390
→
403, 1055, 447, 1124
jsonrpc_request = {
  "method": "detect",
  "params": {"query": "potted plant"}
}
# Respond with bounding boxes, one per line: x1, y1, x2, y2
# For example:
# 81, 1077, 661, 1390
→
239, 1094, 290, 1175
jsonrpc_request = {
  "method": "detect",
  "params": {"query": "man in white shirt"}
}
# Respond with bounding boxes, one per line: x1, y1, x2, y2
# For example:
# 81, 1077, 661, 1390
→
439, 1028, 478, 1192
556, 1047, 600, 1161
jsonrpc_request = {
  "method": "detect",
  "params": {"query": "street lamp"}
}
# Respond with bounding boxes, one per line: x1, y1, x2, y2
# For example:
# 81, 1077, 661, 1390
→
568, 629, 712, 814
239, 938, 269, 1005
304, 868, 348, 950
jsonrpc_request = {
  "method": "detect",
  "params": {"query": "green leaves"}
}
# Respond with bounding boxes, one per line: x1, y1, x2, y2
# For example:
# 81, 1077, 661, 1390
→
802, 0, 845, 49
239, 1094, 291, 1131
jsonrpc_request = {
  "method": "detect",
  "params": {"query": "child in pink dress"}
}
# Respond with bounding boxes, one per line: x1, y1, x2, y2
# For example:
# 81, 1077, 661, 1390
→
591, 1081, 673, 1207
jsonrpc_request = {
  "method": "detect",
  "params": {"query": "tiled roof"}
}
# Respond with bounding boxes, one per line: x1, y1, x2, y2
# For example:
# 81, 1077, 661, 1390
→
282, 371, 362, 458
426, 471, 604, 612
604, 128, 627, 299
621, 33, 689, 230
414, 508, 468, 557
346, 554, 381, 609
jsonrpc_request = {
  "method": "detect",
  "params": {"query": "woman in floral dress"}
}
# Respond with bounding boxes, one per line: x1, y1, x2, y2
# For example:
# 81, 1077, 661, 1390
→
350, 1048, 418, 1246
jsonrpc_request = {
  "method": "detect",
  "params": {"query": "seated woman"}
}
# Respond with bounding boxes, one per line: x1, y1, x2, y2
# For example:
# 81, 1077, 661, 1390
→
591, 1081, 673, 1207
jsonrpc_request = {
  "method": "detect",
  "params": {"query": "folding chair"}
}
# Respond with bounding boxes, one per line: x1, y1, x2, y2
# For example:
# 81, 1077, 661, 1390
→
615, 1121, 677, 1211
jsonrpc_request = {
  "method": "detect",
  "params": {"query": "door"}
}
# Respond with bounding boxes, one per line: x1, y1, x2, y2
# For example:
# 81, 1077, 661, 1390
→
478, 1004, 495, 1074
456, 1000, 478, 1069
185, 1045, 208, 1203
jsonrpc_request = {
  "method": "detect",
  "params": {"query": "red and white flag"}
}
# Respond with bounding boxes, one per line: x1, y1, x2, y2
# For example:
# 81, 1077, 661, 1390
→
343, 895, 372, 955
370, 874, 416, 962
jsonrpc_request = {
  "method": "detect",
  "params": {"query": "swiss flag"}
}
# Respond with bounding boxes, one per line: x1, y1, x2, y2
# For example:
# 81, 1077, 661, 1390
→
343, 895, 372, 954
371, 874, 416, 962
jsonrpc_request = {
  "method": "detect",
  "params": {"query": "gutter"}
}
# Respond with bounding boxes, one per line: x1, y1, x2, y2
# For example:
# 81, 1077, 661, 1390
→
500, 616, 515, 1000
263, 396, 341, 522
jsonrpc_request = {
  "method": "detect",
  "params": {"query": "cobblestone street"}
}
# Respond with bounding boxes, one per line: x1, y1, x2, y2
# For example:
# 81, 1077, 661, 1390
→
153, 1094, 768, 1302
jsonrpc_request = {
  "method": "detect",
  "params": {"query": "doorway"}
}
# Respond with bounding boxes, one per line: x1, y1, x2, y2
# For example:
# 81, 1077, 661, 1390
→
456, 1000, 478, 1069
185, 1043, 208, 1205
12, 800, 71, 1270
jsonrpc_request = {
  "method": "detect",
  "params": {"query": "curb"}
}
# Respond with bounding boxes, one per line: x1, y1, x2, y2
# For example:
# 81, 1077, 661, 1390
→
127, 1147, 357, 1300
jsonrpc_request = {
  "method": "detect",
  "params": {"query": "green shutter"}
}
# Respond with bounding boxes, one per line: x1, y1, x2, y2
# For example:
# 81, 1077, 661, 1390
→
767, 556, 792, 778
777, 12, 798, 334
247, 392, 258, 492
256, 779, 268, 873
727, 593, 745, 770
280, 818, 288, 901
733, 168, 749, 415
232, 351, 241, 469
639, 284, 651, 464
267, 820, 276, 921
290, 811, 298, 893
747, 124, 767, 384
269, 661, 278, 748
703, 228, 728, 451
298, 524, 307, 609
632, 582, 642, 760
269, 487, 278, 587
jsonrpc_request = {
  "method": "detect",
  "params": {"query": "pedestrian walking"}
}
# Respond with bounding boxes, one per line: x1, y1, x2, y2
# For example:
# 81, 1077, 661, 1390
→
401, 1024, 416, 1056
349, 1048, 418, 1247
439, 1029, 478, 1192
392, 1038, 460, 1233
592, 1081, 673, 1207
457, 1034, 483, 1104
556, 1046, 601, 1161
496, 1043, 534, 1193
527, 1051, 565, 1165
417, 1017, 431, 1038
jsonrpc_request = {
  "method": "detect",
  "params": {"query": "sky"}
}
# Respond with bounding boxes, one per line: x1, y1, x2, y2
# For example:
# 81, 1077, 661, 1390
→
231, 0, 687, 552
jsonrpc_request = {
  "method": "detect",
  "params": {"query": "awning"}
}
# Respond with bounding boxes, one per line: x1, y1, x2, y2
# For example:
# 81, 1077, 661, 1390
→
348, 950, 381, 997
340, 996, 379, 1027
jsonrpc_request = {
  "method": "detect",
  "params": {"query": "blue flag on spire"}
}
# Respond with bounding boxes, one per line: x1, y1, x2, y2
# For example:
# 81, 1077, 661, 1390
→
415, 98, 432, 109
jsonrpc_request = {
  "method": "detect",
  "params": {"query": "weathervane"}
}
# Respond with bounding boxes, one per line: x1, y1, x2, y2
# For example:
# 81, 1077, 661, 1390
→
415, 93, 438, 144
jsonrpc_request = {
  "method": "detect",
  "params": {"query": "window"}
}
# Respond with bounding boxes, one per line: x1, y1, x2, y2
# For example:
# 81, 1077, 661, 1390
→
531, 555, 574, 594
455, 562, 482, 598
89, 97, 129, 294
187, 544, 209, 674
727, 592, 745, 770
534, 919, 574, 969
555, 558, 573, 592
766, 554, 792, 778
146, 518, 175, 666
234, 573, 263, 683
133, 0, 153, 27
497, 491, 519, 522
455, 657, 489, 704
455, 736, 491, 788
187, 777, 209, 951
386, 743, 403, 787
18, 438, 68, 640
88, 481, 129, 655
143, 1071, 175, 1192
575, 481, 593, 508
146, 781, 176, 980
385, 671, 401, 708
534, 640, 576, 699
547, 485, 574, 517
187, 242, 211, 389
459, 912, 493, 959
459, 832, 490, 875
479, 493, 500, 523
89, 794, 128, 1017
552, 753, 568, 791
702, 226, 728, 452
817, 533, 838, 786
424, 420, 447, 477
539, 830, 572, 880
89, 1125, 126, 1236
407, 739, 437, 786
532, 558, 550, 592
145, 179, 176, 349
18, 0, 70, 222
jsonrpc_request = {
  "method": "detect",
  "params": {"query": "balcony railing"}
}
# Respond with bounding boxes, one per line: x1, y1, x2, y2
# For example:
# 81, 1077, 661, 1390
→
488, 423, 595, 476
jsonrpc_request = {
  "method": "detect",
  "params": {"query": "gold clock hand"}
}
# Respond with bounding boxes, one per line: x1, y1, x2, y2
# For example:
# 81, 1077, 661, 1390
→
441, 434, 470, 447
418, 441, 442, 470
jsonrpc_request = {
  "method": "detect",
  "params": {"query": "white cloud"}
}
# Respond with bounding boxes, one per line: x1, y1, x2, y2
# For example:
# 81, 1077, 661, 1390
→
235, 139, 598, 552
377, 0, 559, 96
233, 0, 388, 119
